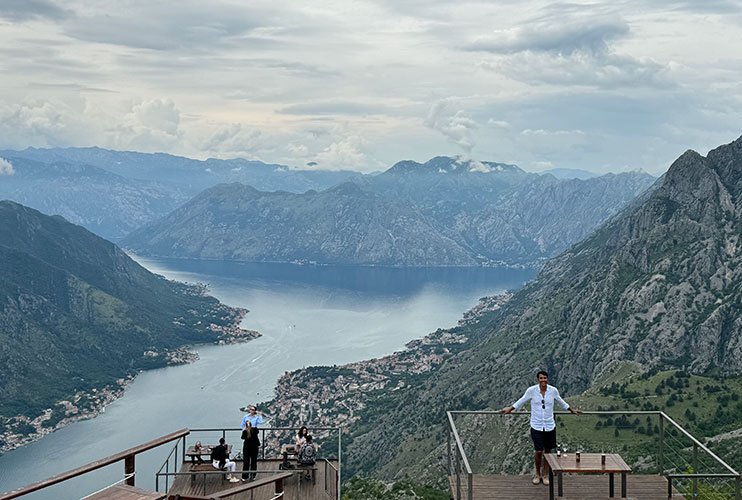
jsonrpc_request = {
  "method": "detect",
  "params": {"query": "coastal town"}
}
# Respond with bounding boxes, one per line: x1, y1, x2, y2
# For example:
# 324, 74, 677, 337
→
260, 294, 512, 446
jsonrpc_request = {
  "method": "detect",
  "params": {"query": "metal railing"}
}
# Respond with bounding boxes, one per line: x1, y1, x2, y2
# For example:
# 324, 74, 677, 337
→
156, 426, 342, 499
446, 410, 741, 500
0, 428, 189, 500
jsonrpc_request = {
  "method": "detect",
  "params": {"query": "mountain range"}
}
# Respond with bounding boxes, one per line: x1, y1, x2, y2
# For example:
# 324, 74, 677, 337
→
124, 157, 656, 267
256, 136, 742, 480
0, 147, 362, 240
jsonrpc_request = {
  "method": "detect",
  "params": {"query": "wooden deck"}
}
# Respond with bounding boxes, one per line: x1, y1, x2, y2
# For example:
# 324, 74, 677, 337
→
166, 459, 338, 500
449, 474, 679, 500
86, 484, 165, 500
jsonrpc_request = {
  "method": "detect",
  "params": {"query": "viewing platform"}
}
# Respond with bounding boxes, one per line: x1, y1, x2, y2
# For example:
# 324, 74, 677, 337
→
0, 427, 340, 500
446, 410, 740, 500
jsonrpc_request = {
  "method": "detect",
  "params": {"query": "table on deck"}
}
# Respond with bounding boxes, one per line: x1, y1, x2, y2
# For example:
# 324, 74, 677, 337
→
544, 453, 632, 500
186, 444, 232, 463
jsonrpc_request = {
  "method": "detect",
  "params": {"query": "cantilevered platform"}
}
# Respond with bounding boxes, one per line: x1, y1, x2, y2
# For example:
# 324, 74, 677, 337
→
448, 474, 678, 500
166, 459, 339, 500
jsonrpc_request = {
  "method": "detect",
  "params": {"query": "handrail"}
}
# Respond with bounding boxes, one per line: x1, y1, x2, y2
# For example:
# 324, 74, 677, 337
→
165, 472, 293, 499
446, 409, 740, 500
660, 412, 738, 476
0, 428, 190, 500
446, 412, 472, 475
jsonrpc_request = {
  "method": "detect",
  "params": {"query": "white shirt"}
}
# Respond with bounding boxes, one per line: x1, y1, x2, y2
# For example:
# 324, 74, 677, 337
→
513, 384, 570, 432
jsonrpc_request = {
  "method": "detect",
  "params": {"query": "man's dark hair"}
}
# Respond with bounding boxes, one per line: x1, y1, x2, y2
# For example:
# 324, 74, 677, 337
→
219, 437, 226, 445
537, 370, 549, 379
306, 435, 313, 443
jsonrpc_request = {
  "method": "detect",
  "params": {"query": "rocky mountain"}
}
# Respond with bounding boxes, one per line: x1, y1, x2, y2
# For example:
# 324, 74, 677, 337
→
123, 182, 476, 266
259, 136, 742, 480
0, 148, 364, 241
0, 201, 253, 444
0, 157, 190, 240
124, 157, 656, 267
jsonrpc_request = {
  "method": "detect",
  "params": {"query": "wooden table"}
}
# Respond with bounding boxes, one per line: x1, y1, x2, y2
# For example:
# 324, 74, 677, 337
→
185, 444, 232, 463
544, 453, 632, 500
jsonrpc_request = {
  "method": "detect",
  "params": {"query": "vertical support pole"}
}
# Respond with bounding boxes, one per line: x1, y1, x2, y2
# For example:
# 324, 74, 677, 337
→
467, 471, 473, 500
183, 435, 187, 465
261, 429, 266, 459
165, 458, 169, 492
692, 443, 698, 497
337, 429, 342, 500
735, 474, 740, 500
124, 455, 135, 486
447, 426, 452, 476
667, 476, 672, 500
155, 473, 159, 493
222, 429, 226, 442
659, 413, 665, 475
455, 452, 461, 500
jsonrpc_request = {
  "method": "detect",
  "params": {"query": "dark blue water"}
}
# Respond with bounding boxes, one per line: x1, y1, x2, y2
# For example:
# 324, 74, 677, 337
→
0, 259, 534, 499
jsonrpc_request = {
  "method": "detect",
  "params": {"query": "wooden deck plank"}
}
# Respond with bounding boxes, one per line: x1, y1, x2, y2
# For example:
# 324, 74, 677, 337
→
85, 484, 165, 500
449, 474, 679, 500
166, 459, 337, 500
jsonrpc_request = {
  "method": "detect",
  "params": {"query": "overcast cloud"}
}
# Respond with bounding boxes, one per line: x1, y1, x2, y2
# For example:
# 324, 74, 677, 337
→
0, 0, 740, 174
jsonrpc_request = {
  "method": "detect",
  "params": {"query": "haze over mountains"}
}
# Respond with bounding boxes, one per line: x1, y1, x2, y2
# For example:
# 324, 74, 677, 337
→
124, 157, 656, 267
0, 147, 361, 240
323, 136, 742, 478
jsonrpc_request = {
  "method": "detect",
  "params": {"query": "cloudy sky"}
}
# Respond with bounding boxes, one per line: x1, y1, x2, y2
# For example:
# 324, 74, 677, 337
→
1, 0, 741, 174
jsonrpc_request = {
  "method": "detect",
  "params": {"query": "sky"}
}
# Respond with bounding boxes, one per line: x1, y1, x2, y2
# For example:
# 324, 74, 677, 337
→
0, 0, 741, 174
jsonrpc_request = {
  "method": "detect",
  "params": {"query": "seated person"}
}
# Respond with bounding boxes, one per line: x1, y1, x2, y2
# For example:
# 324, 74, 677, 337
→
211, 437, 239, 483
297, 435, 317, 467
281, 426, 308, 469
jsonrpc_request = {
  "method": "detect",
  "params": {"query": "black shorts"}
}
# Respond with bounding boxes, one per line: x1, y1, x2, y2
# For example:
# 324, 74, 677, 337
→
530, 428, 557, 451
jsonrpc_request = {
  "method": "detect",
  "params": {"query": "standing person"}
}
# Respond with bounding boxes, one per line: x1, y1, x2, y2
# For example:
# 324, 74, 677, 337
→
241, 421, 261, 481
241, 405, 264, 430
211, 437, 239, 483
501, 371, 581, 485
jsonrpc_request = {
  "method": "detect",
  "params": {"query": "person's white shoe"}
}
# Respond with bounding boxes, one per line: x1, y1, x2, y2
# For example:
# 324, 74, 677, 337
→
532, 475, 541, 485
543, 475, 550, 485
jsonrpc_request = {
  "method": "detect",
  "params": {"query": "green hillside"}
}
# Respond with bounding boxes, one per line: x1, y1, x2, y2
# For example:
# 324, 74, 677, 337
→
0, 201, 248, 445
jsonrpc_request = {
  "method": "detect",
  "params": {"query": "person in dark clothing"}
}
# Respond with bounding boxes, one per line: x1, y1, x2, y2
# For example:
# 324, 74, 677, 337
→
211, 437, 239, 482
241, 421, 261, 481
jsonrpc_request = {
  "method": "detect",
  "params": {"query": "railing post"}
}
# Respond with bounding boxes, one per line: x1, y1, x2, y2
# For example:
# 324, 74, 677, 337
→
692, 443, 698, 496
467, 471, 473, 500
261, 429, 266, 459
455, 450, 461, 500
667, 476, 672, 500
124, 455, 135, 486
659, 413, 665, 475
735, 474, 740, 500
447, 426, 452, 476
165, 457, 169, 492
155, 472, 159, 493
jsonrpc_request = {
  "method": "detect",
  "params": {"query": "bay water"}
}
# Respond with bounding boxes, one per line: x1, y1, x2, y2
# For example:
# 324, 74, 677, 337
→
0, 259, 534, 498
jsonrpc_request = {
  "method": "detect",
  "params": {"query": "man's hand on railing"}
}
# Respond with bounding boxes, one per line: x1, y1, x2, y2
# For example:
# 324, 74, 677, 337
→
500, 406, 515, 414
568, 408, 582, 415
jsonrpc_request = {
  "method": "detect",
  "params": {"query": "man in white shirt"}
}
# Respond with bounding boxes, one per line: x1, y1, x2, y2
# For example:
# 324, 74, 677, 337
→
501, 371, 581, 485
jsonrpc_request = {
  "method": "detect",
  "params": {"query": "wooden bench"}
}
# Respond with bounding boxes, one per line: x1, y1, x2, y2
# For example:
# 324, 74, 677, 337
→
296, 464, 318, 485
189, 463, 227, 485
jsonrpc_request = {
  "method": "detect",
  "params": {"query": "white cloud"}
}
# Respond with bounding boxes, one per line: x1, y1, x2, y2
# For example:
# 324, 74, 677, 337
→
0, 158, 15, 175
313, 136, 367, 170
425, 100, 478, 153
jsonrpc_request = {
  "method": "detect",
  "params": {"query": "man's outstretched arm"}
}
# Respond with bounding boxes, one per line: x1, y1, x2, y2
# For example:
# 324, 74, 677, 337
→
500, 387, 531, 413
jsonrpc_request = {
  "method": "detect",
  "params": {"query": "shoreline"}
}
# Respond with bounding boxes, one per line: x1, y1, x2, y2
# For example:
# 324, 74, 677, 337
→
0, 308, 260, 455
